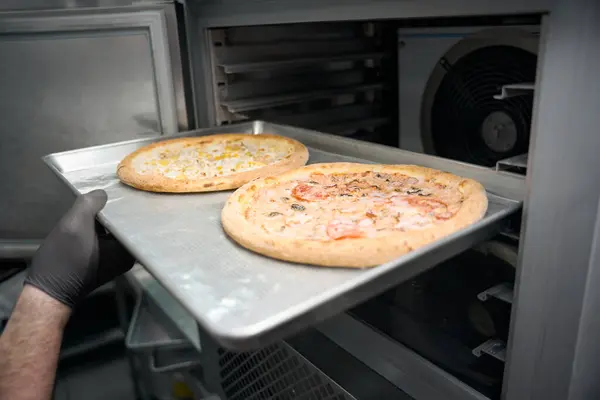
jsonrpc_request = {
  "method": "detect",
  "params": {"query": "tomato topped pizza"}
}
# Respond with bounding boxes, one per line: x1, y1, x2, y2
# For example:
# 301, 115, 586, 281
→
117, 133, 308, 193
221, 163, 488, 268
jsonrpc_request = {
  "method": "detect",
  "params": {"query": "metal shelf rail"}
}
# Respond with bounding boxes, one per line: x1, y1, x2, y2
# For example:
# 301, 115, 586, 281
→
493, 82, 533, 174
472, 340, 507, 363
496, 154, 528, 173
207, 23, 391, 141
220, 82, 384, 113
478, 283, 514, 304
218, 51, 387, 74
493, 83, 535, 100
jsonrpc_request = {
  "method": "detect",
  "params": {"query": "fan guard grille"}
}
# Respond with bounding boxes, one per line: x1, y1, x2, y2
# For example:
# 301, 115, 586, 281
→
217, 344, 353, 400
429, 45, 537, 166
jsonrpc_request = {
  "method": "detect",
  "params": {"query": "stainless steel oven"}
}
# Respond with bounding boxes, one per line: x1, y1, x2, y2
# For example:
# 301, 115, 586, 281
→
2, 1, 599, 400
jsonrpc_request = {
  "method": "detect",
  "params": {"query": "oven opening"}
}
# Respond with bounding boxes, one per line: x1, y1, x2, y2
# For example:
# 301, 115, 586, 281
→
206, 15, 537, 400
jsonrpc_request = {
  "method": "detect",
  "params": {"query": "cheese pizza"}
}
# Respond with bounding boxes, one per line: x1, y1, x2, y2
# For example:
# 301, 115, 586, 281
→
221, 163, 488, 268
117, 133, 309, 192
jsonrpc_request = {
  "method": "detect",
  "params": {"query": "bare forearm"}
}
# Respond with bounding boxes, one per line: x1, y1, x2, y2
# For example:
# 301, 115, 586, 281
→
0, 285, 71, 400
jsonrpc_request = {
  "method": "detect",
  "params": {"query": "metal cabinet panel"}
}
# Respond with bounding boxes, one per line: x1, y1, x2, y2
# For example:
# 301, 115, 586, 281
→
504, 1, 600, 399
0, 5, 187, 248
193, 0, 554, 28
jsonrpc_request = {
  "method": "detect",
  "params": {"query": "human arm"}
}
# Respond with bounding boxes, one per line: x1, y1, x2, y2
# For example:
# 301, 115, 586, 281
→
0, 190, 134, 400
0, 285, 70, 400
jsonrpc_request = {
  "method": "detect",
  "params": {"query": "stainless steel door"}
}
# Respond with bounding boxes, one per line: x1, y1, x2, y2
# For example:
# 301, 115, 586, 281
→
0, 4, 187, 255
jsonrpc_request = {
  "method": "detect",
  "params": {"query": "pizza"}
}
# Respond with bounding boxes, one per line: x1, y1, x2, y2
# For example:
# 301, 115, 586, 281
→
221, 163, 488, 268
117, 133, 308, 192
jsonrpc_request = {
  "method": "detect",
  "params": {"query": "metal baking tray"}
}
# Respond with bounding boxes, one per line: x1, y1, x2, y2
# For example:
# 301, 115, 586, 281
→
44, 121, 524, 350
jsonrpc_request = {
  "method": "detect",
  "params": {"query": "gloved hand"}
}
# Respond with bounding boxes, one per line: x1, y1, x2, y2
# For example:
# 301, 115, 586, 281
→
25, 189, 134, 308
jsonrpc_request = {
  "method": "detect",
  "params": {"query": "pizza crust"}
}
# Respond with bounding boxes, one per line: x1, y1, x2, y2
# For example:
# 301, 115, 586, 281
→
117, 133, 309, 193
221, 163, 488, 268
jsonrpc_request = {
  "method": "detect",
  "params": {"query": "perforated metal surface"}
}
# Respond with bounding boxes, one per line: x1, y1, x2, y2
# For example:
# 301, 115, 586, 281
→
218, 343, 355, 400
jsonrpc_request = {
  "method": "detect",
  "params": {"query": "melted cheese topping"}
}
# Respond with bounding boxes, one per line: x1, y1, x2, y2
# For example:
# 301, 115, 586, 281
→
132, 138, 292, 180
245, 171, 465, 241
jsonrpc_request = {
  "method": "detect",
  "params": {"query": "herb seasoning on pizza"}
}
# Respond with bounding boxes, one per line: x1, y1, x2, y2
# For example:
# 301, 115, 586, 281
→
221, 163, 488, 268
117, 133, 309, 193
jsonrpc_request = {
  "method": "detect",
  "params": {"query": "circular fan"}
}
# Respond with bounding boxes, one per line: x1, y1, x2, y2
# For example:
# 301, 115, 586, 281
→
421, 29, 538, 166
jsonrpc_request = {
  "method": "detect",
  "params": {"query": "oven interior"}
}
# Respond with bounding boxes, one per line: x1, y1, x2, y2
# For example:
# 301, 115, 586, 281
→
200, 14, 537, 400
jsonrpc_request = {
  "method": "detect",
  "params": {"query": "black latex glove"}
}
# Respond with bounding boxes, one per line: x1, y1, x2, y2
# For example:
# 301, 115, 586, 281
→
25, 189, 134, 308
